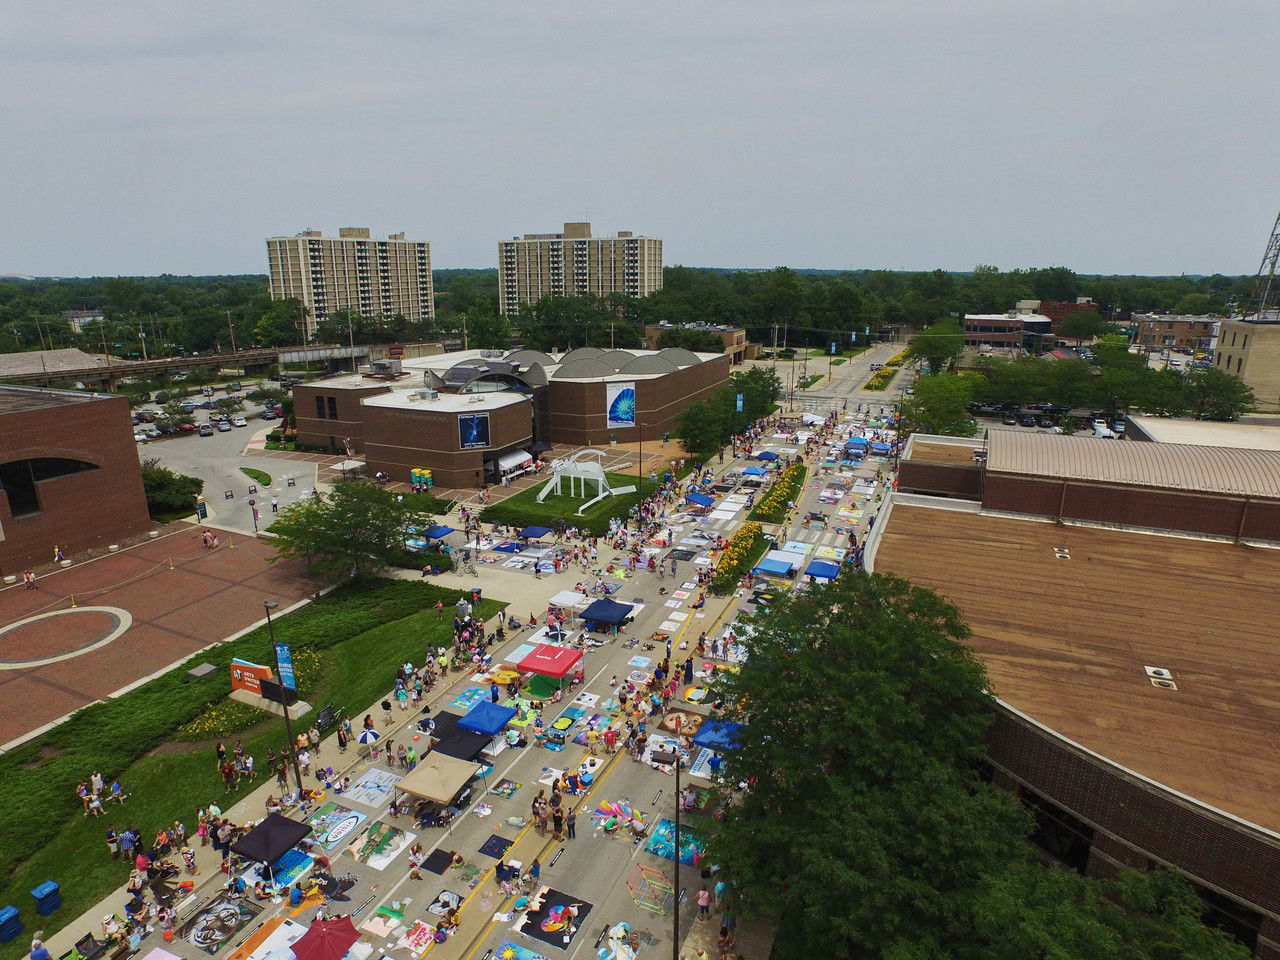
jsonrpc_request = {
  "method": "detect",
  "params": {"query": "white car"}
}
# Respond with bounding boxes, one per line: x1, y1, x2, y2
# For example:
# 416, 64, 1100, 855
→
231, 416, 248, 427
134, 430, 149, 443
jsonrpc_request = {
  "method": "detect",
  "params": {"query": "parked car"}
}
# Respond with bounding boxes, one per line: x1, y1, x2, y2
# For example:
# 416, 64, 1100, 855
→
216, 420, 233, 432
231, 416, 248, 427
1018, 413, 1037, 427
1037, 416, 1054, 429
134, 430, 149, 443
198, 423, 214, 437
1112, 420, 1126, 436
228, 381, 242, 392
176, 423, 197, 432
260, 410, 278, 421
178, 400, 200, 412
1002, 413, 1018, 425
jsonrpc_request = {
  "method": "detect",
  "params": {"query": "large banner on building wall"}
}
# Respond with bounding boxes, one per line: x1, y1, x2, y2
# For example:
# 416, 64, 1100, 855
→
459, 413, 491, 449
606, 382, 637, 429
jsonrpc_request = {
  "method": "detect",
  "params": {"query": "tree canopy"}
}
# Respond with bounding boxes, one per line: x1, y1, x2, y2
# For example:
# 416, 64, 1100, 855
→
268, 483, 443, 578
704, 571, 1252, 960
674, 366, 781, 460
900, 371, 977, 437
907, 320, 965, 374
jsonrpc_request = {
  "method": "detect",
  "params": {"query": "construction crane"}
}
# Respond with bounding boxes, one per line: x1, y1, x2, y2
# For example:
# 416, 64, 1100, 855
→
1247, 207, 1280, 322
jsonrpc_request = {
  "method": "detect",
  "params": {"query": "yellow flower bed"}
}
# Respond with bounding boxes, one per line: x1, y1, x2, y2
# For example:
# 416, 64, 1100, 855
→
711, 522, 765, 595
176, 648, 325, 741
862, 368, 897, 391
884, 349, 910, 367
749, 462, 807, 523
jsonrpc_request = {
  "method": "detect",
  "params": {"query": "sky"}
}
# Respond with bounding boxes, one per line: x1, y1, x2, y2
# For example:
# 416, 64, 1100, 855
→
2, 1, 1278, 279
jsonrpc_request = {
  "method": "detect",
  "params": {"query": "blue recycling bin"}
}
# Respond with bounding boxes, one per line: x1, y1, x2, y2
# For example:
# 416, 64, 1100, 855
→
31, 881, 60, 917
0, 905, 21, 944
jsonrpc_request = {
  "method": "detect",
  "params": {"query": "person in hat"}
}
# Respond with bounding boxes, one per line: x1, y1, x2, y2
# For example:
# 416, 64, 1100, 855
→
30, 935, 51, 960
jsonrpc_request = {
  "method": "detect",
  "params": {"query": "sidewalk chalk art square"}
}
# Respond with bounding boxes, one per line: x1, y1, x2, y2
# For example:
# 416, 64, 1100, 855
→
450, 686, 487, 711
307, 803, 367, 849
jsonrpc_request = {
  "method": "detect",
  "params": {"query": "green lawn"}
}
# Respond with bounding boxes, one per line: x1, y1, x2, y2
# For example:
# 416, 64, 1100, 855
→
240, 466, 272, 487
799, 374, 823, 389
830, 358, 847, 366
0, 578, 502, 960
480, 471, 661, 536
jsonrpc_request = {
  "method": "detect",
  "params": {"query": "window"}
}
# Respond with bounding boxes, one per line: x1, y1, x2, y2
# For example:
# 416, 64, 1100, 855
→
1242, 334, 1248, 349
1237, 357, 1243, 374
315, 396, 326, 419
0, 457, 97, 518
327, 397, 338, 419
1231, 331, 1237, 346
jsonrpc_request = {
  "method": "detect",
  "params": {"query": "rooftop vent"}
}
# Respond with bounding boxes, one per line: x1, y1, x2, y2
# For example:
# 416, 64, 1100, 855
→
1150, 678, 1178, 690
1144, 666, 1172, 679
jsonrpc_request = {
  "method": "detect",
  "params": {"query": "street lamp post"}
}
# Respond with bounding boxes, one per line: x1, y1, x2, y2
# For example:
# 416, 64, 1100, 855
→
653, 732, 684, 960
638, 422, 649, 484
264, 601, 304, 800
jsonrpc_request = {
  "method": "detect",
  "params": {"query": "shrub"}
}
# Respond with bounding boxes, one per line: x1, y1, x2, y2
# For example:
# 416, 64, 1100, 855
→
141, 464, 203, 522
748, 462, 807, 524
711, 522, 766, 595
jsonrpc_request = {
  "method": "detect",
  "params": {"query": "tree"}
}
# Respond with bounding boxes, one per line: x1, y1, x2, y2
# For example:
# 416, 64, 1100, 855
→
268, 482, 442, 577
1058, 310, 1110, 345
900, 373, 977, 437
908, 320, 965, 374
140, 460, 203, 522
157, 400, 195, 430
730, 365, 781, 422
674, 398, 723, 461
655, 327, 725, 353
706, 573, 1031, 958
1185, 366, 1255, 421
457, 303, 511, 351
255, 298, 304, 347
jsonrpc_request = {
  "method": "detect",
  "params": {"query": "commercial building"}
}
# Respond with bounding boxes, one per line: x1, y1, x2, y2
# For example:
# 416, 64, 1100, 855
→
1019, 298, 1099, 331
872, 431, 1280, 957
0, 386, 150, 571
642, 323, 755, 365
1215, 318, 1280, 409
1132, 313, 1218, 351
292, 346, 728, 488
266, 228, 434, 337
497, 222, 662, 316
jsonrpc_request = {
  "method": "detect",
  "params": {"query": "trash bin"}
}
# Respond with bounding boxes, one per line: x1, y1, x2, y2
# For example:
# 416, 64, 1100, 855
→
0, 905, 20, 944
31, 882, 61, 916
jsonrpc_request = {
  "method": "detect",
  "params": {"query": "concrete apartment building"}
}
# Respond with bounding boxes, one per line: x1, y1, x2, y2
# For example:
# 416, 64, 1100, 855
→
267, 228, 434, 338
497, 222, 662, 315
1216, 318, 1280, 409
1133, 314, 1218, 351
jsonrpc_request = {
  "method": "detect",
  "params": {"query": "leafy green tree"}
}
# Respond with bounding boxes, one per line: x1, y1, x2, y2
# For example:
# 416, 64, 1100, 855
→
269, 482, 442, 577
706, 572, 1031, 958
157, 400, 195, 429
1058, 310, 1110, 345
246, 386, 287, 406
731, 365, 781, 421
457, 303, 511, 350
1185, 366, 1255, 420
255, 299, 304, 346
674, 398, 724, 461
908, 320, 965, 374
900, 373, 977, 437
655, 327, 725, 353
215, 396, 246, 416
140, 460, 203, 522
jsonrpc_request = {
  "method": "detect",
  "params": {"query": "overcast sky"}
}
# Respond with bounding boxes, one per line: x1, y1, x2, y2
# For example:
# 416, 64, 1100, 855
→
2, 1, 1277, 278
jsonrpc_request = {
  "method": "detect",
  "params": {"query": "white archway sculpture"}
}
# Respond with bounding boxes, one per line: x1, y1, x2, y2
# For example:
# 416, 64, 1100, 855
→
536, 449, 637, 515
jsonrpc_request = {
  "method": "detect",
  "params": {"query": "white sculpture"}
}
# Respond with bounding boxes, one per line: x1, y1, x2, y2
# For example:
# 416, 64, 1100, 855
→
536, 449, 637, 515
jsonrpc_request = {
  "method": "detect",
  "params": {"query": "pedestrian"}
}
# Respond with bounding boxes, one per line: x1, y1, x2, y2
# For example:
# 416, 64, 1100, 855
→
717, 926, 734, 960
566, 806, 576, 840
336, 726, 348, 753
118, 824, 135, 861
271, 497, 279, 513
382, 698, 393, 724
110, 779, 126, 805
309, 726, 321, 755
76, 781, 90, 815
105, 825, 119, 859
298, 748, 311, 776
552, 806, 565, 841
31, 937, 51, 960
697, 884, 711, 920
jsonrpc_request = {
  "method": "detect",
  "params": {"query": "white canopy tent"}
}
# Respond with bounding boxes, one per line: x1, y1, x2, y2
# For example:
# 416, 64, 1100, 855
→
497, 450, 533, 474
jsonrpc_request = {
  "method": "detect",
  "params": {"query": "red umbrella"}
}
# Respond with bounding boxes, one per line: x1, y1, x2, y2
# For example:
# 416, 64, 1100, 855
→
290, 916, 360, 960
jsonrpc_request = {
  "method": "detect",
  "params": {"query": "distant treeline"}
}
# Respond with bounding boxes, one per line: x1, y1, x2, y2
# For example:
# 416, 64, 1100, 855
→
0, 265, 1251, 357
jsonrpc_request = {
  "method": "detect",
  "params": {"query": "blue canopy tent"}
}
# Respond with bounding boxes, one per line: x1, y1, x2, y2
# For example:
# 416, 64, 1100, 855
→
845, 437, 868, 451
870, 442, 892, 456
805, 559, 841, 581
741, 466, 767, 476
424, 525, 456, 540
687, 491, 715, 508
458, 700, 518, 737
756, 451, 780, 462
693, 720, 742, 753
518, 525, 554, 540
752, 556, 793, 576
580, 597, 634, 626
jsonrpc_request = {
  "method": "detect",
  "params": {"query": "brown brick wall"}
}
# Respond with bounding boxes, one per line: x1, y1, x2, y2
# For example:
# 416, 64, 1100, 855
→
898, 461, 983, 499
548, 356, 731, 447
0, 395, 150, 571
983, 474, 1063, 516
293, 383, 390, 451
987, 708, 1280, 927
363, 400, 533, 488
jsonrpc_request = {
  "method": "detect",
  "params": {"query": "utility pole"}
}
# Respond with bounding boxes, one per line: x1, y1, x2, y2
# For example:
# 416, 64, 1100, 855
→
227, 310, 237, 354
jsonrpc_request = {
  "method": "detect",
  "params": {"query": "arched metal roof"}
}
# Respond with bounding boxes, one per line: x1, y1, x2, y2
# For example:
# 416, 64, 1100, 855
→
657, 346, 701, 368
505, 349, 555, 368
598, 350, 636, 371
559, 347, 605, 365
552, 358, 618, 380
617, 355, 680, 375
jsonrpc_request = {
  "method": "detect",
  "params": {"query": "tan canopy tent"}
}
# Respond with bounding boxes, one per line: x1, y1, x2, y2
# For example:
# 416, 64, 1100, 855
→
396, 754, 481, 804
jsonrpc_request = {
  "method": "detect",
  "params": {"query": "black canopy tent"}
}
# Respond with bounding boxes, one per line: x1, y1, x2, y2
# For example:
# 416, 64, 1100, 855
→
419, 710, 491, 761
229, 812, 312, 879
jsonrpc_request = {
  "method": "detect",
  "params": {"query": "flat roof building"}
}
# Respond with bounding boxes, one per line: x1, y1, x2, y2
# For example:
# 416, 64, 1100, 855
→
267, 228, 434, 338
497, 222, 662, 316
1133, 313, 1218, 351
1215, 318, 1280, 410
872, 431, 1280, 954
292, 345, 728, 489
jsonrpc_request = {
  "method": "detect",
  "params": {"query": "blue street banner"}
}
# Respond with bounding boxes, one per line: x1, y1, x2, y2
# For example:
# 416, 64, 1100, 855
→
736, 393, 743, 412
865, 326, 870, 336
831, 342, 837, 355
850, 330, 856, 342
276, 643, 296, 690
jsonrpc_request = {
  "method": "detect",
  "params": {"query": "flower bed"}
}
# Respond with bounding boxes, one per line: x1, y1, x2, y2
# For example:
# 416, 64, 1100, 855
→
862, 368, 897, 391
884, 349, 910, 367
748, 462, 807, 524
711, 522, 766, 595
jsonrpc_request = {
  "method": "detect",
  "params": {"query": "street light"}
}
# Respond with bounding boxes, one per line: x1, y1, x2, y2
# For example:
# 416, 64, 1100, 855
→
264, 601, 304, 800
638, 421, 649, 484
653, 731, 684, 960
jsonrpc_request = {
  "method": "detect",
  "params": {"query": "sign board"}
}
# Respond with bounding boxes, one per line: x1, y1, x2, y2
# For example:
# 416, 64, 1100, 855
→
230, 657, 274, 696
605, 382, 637, 429
388, 344, 405, 359
275, 643, 296, 690
458, 412, 491, 449
196, 498, 208, 520
831, 342, 837, 355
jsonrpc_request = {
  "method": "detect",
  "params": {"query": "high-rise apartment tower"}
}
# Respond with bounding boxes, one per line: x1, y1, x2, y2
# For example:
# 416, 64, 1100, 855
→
267, 228, 434, 337
497, 222, 662, 316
